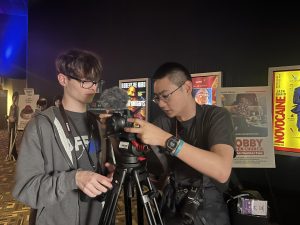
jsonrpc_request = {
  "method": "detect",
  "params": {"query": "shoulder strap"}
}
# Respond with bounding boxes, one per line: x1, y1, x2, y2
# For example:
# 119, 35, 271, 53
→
34, 113, 75, 169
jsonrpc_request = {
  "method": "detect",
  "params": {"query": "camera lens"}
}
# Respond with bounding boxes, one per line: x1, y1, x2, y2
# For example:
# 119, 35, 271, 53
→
105, 110, 136, 135
106, 114, 126, 135
111, 115, 127, 132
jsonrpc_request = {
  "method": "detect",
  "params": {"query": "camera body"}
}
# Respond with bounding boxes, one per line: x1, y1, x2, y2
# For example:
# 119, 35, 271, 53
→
105, 109, 134, 136
103, 109, 148, 157
180, 186, 204, 225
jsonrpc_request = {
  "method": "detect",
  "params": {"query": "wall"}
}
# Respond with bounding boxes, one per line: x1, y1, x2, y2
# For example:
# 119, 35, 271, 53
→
27, 1, 300, 224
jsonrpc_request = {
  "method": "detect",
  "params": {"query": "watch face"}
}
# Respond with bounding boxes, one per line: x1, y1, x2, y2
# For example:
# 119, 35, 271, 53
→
169, 140, 177, 148
166, 136, 180, 152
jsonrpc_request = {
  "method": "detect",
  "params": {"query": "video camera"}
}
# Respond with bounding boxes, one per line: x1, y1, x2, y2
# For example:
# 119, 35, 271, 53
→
105, 109, 133, 136
87, 86, 150, 157
104, 109, 150, 157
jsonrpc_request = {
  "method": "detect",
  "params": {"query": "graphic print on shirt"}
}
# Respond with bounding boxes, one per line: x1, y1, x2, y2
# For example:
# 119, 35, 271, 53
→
73, 136, 98, 160
74, 135, 89, 160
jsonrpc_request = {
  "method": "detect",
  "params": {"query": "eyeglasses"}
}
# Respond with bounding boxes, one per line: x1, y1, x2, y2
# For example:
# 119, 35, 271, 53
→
66, 74, 99, 89
152, 82, 185, 104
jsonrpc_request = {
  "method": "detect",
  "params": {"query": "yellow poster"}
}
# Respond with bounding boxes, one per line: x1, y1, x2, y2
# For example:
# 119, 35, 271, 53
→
272, 70, 300, 153
119, 78, 150, 121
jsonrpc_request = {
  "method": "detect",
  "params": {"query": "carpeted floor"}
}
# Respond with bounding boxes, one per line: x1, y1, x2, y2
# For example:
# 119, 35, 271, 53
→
0, 129, 30, 225
0, 129, 146, 225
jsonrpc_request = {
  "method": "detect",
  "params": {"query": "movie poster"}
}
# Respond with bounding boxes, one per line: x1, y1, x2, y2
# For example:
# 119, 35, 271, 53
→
119, 78, 150, 121
268, 66, 300, 155
217, 86, 275, 168
18, 88, 39, 130
191, 72, 222, 105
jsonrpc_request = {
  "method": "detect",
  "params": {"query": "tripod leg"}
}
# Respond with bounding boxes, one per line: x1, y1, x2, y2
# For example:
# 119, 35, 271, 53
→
133, 170, 164, 225
137, 190, 145, 225
6, 127, 16, 161
123, 176, 133, 225
99, 168, 127, 225
145, 176, 164, 224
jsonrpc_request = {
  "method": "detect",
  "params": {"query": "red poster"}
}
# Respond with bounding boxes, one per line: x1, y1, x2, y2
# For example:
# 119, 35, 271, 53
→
191, 72, 222, 105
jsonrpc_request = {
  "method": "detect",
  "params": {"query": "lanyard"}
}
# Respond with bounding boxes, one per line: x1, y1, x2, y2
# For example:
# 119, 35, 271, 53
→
59, 104, 96, 171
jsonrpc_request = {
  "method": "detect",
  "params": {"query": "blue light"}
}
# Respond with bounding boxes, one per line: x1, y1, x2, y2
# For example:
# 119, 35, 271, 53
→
5, 45, 13, 59
0, 12, 28, 78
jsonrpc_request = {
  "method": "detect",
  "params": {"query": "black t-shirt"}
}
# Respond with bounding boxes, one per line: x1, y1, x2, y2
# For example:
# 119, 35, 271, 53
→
154, 104, 236, 189
66, 110, 103, 225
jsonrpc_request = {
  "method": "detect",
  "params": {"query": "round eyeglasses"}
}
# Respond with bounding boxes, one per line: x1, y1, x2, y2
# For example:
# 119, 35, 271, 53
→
152, 82, 185, 104
66, 74, 100, 89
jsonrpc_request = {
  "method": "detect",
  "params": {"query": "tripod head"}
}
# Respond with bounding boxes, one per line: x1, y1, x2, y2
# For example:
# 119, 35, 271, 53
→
104, 109, 150, 158
90, 108, 151, 173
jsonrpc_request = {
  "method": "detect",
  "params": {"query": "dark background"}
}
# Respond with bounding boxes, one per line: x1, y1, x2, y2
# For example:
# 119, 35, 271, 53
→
13, 0, 300, 224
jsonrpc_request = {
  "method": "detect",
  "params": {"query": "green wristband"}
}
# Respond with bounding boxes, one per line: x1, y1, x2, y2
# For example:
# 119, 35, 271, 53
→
173, 139, 184, 157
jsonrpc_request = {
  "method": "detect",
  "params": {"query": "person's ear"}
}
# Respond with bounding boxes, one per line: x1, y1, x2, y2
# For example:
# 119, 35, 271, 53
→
57, 73, 67, 87
184, 80, 193, 94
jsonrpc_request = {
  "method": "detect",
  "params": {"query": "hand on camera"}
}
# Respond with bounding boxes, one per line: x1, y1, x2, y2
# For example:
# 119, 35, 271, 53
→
75, 170, 113, 198
124, 118, 171, 147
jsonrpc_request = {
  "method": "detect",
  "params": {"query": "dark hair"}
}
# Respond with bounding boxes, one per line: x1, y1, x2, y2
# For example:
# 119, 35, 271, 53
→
53, 95, 62, 105
55, 49, 103, 81
152, 62, 192, 86
37, 98, 48, 108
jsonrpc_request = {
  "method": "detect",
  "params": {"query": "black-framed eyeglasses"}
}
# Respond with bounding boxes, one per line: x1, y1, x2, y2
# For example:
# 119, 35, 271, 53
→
152, 82, 185, 104
66, 74, 99, 89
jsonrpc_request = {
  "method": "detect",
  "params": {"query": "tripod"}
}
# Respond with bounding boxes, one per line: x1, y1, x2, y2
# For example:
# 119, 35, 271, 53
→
98, 140, 164, 225
6, 121, 18, 161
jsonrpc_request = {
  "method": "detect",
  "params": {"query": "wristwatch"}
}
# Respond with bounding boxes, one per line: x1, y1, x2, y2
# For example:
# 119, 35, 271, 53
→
165, 136, 181, 154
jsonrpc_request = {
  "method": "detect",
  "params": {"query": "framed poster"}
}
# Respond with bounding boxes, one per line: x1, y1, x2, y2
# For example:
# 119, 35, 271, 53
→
268, 66, 300, 156
191, 72, 222, 105
119, 78, 150, 121
18, 88, 39, 130
217, 86, 275, 168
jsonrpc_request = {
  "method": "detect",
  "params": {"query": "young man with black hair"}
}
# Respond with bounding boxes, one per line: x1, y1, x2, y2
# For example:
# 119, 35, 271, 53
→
13, 49, 114, 225
125, 62, 236, 225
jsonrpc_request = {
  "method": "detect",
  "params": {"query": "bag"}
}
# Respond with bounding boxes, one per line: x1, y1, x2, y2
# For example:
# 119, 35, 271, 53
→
225, 190, 269, 225
224, 171, 270, 225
